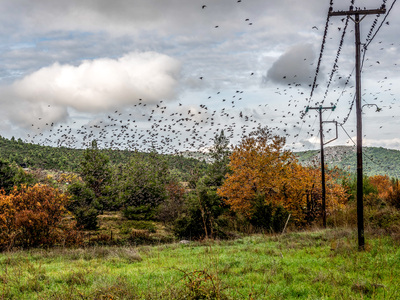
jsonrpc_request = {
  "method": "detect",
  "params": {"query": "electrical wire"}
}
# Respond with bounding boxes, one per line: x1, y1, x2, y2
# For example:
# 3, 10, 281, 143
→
302, 0, 334, 116
364, 0, 395, 51
361, 0, 397, 71
321, 15, 350, 106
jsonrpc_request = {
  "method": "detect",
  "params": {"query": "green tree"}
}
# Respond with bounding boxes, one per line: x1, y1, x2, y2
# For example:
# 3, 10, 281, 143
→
173, 179, 231, 240
119, 151, 170, 220
342, 175, 378, 203
203, 130, 230, 188
67, 181, 99, 230
67, 141, 112, 229
80, 140, 112, 211
0, 159, 36, 193
173, 132, 231, 239
0, 159, 15, 193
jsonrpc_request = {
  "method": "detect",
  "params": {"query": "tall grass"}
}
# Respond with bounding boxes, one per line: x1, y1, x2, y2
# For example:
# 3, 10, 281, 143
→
0, 228, 399, 299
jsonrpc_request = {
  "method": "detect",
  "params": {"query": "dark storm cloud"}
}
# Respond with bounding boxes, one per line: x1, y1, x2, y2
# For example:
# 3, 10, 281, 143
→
263, 43, 318, 87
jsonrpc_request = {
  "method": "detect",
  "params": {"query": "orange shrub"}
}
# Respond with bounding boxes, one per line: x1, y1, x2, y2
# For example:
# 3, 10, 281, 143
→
0, 191, 16, 250
0, 184, 69, 250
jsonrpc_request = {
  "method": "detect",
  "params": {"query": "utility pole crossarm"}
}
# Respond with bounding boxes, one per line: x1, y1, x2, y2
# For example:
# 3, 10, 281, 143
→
306, 105, 336, 112
329, 8, 386, 17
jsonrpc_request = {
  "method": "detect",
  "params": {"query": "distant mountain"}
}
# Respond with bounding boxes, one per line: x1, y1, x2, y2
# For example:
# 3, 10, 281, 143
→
295, 146, 400, 178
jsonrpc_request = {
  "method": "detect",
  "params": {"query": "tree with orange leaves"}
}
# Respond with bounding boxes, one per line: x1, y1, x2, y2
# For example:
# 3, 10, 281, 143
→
369, 175, 392, 201
217, 127, 292, 215
217, 127, 348, 227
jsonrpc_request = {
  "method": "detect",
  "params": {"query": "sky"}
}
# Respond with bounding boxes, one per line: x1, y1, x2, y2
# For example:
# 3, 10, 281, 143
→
0, 0, 399, 153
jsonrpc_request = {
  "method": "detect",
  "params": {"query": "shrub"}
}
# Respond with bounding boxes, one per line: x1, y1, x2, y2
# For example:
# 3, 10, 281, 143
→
0, 184, 69, 250
179, 269, 228, 300
122, 205, 156, 220
61, 221, 84, 247
249, 195, 290, 233
74, 207, 99, 230
0, 192, 16, 249
128, 230, 154, 245
173, 188, 227, 240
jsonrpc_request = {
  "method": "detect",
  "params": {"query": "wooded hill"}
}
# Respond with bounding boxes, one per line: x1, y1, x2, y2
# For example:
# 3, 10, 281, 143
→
295, 145, 400, 178
0, 136, 206, 181
2, 136, 400, 179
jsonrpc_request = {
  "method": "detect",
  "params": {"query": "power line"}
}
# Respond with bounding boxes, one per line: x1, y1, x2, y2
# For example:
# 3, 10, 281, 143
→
361, 0, 397, 71
321, 15, 351, 106
340, 123, 356, 145
364, 0, 396, 50
303, 1, 334, 115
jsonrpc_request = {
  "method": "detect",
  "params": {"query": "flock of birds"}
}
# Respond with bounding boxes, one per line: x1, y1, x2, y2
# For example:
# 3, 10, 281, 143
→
23, 1, 398, 159
27, 92, 286, 154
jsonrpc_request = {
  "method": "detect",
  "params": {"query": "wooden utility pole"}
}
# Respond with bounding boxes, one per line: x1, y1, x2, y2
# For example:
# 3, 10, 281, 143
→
329, 5, 386, 249
305, 105, 336, 228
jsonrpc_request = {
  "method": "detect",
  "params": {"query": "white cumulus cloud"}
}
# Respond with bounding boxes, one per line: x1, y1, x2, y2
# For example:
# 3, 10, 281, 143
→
10, 52, 181, 112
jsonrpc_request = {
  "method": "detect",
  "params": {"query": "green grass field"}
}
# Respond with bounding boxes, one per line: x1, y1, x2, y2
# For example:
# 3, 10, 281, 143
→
1, 228, 399, 299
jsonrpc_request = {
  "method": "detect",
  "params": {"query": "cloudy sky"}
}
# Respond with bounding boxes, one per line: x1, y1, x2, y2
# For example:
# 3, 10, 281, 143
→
0, 0, 399, 152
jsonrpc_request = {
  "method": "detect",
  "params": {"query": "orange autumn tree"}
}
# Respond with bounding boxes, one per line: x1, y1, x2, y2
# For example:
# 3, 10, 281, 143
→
369, 174, 392, 201
217, 127, 292, 214
217, 127, 347, 226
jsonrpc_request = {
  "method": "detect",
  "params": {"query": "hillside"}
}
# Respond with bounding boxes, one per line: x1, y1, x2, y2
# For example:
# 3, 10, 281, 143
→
0, 136, 207, 181
2, 136, 399, 179
295, 145, 400, 178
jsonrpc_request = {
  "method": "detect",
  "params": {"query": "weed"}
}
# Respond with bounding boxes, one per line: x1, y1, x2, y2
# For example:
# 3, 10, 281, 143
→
177, 268, 228, 300
91, 277, 137, 299
283, 272, 293, 285
64, 269, 91, 286
351, 281, 374, 297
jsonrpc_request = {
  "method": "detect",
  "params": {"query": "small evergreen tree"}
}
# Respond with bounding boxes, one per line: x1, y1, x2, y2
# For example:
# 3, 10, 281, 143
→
0, 159, 37, 193
173, 131, 231, 239
203, 130, 230, 187
119, 151, 170, 220
0, 159, 15, 193
67, 181, 99, 230
80, 140, 112, 211
67, 141, 112, 229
